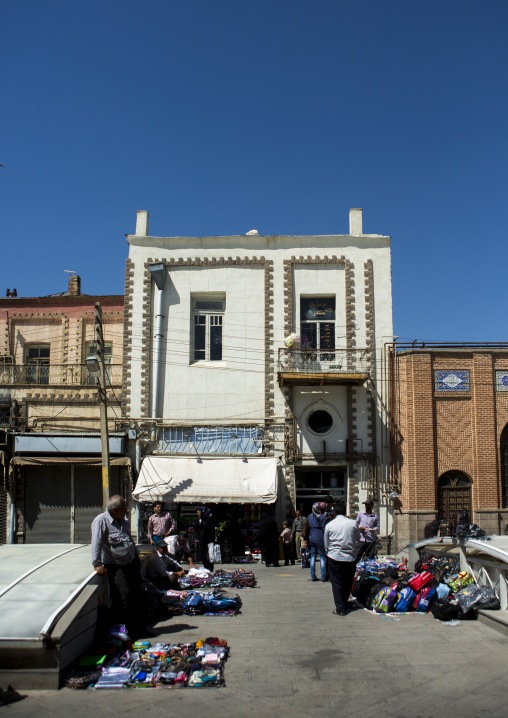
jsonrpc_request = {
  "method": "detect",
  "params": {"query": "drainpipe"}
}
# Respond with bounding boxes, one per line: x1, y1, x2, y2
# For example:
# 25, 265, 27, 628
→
135, 436, 142, 542
149, 263, 166, 420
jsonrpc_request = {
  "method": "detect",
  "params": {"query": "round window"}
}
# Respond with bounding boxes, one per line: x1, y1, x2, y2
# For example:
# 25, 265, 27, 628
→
308, 409, 334, 434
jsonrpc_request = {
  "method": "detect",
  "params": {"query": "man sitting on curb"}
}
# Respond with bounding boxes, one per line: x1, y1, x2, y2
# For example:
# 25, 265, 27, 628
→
146, 538, 186, 590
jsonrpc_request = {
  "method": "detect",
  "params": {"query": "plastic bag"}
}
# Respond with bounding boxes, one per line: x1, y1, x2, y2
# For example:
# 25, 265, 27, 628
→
436, 583, 451, 600
475, 586, 501, 610
430, 598, 459, 621
456, 585, 483, 612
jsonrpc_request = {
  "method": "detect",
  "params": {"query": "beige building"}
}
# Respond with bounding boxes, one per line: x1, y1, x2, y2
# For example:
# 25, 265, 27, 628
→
0, 275, 127, 544
124, 209, 396, 541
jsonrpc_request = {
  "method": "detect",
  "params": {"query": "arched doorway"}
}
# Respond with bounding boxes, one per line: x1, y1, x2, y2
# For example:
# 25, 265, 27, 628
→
437, 471, 472, 521
500, 424, 508, 508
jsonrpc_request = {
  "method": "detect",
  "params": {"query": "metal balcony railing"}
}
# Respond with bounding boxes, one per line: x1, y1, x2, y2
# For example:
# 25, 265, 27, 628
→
278, 348, 372, 375
0, 363, 123, 386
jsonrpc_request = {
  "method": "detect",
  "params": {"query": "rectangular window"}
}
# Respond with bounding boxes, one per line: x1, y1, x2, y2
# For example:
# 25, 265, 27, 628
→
192, 296, 225, 362
25, 344, 50, 384
300, 296, 335, 356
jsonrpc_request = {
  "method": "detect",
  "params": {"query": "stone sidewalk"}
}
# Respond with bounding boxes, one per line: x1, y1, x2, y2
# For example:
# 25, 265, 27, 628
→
2, 562, 508, 718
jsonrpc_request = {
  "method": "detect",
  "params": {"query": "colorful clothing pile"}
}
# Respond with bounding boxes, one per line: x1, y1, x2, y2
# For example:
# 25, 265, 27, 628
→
66, 638, 229, 689
178, 568, 257, 590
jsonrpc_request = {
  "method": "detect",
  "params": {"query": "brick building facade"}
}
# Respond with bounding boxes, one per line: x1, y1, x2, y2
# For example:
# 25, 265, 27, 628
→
392, 345, 508, 550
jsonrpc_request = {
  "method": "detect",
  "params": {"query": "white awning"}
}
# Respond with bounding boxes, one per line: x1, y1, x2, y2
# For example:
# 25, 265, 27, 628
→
133, 456, 278, 504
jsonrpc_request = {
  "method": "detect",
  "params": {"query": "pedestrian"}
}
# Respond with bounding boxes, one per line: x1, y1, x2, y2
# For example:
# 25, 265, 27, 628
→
256, 509, 280, 567
305, 502, 327, 582
280, 521, 295, 565
91, 495, 153, 639
325, 502, 361, 615
146, 539, 186, 590
287, 509, 296, 528
221, 512, 245, 557
291, 509, 306, 560
324, 495, 335, 523
147, 501, 175, 545
196, 506, 215, 571
355, 499, 379, 560
165, 530, 196, 567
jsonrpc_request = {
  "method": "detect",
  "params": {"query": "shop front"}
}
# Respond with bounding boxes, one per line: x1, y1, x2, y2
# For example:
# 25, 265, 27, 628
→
133, 456, 280, 559
294, 466, 347, 515
7, 433, 131, 544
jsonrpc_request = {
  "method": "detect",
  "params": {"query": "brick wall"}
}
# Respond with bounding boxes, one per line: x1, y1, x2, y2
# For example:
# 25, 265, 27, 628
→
394, 349, 508, 548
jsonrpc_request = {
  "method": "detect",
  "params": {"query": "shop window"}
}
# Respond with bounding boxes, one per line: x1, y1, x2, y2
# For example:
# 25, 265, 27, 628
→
300, 296, 335, 358
24, 344, 50, 384
192, 296, 225, 362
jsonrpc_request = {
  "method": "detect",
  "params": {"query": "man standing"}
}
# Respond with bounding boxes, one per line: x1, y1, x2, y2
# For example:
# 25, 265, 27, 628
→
165, 531, 196, 567
355, 499, 380, 560
147, 539, 186, 590
291, 510, 306, 560
147, 501, 175, 544
91, 495, 151, 639
324, 502, 360, 615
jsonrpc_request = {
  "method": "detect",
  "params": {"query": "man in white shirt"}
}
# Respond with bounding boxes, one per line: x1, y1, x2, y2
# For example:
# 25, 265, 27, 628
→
165, 531, 196, 567
324, 502, 360, 615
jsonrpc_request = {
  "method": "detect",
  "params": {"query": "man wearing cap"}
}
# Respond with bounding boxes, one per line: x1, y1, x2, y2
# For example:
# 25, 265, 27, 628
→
165, 531, 196, 568
355, 499, 380, 560
147, 501, 175, 545
146, 539, 186, 590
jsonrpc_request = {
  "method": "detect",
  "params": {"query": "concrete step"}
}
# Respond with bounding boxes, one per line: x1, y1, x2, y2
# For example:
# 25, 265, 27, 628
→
477, 609, 508, 637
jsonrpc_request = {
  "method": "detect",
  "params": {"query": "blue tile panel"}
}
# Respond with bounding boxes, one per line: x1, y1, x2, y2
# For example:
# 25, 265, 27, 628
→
434, 370, 470, 392
496, 371, 508, 392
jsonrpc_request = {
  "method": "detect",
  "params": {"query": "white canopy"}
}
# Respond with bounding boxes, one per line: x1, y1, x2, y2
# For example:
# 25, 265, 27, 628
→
133, 456, 278, 504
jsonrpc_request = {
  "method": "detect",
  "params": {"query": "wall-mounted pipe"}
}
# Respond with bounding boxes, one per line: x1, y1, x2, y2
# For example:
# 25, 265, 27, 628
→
149, 263, 166, 420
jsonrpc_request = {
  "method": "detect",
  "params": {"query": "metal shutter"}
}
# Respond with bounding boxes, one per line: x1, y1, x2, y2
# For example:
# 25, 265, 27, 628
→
73, 466, 120, 543
24, 466, 71, 543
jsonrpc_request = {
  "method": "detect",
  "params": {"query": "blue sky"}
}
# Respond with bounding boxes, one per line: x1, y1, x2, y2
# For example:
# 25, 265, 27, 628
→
2, 1, 507, 342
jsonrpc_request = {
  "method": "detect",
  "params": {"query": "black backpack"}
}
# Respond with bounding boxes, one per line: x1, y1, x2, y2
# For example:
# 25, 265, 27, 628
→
351, 571, 381, 605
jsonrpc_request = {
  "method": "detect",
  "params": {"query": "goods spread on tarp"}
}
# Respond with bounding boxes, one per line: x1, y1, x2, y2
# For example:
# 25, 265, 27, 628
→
352, 555, 501, 620
65, 636, 229, 689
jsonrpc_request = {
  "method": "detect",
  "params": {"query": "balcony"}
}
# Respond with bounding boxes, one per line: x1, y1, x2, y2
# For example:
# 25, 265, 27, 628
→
277, 348, 371, 387
0, 364, 123, 386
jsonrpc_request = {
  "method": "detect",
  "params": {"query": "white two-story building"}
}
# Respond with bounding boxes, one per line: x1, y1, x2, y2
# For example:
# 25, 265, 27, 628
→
124, 209, 394, 544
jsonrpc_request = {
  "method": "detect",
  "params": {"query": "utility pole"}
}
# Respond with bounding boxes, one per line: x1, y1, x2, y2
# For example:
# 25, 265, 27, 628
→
95, 302, 111, 507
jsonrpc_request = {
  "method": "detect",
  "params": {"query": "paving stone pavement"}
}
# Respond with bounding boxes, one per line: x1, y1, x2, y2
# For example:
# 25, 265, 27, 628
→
2, 562, 508, 718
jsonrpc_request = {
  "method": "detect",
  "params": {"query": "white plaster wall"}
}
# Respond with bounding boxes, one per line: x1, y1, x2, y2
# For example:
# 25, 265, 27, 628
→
292, 386, 348, 454
126, 228, 394, 428
155, 265, 265, 421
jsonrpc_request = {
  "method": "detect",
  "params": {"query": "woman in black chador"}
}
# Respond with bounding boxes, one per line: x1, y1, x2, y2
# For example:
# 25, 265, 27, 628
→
196, 506, 215, 571
256, 510, 280, 567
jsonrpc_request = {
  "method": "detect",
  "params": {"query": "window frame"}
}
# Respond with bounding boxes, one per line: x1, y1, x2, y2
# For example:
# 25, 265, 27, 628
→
300, 295, 336, 354
191, 295, 225, 363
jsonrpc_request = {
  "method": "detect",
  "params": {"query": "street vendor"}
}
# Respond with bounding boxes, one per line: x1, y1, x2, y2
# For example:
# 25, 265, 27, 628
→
147, 501, 175, 544
355, 499, 380, 560
146, 538, 186, 590
165, 531, 196, 567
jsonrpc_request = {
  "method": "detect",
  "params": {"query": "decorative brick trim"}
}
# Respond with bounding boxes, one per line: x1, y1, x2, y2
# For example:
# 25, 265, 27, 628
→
122, 258, 135, 417
284, 464, 296, 506
140, 257, 274, 419
364, 259, 378, 461
8, 313, 66, 363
